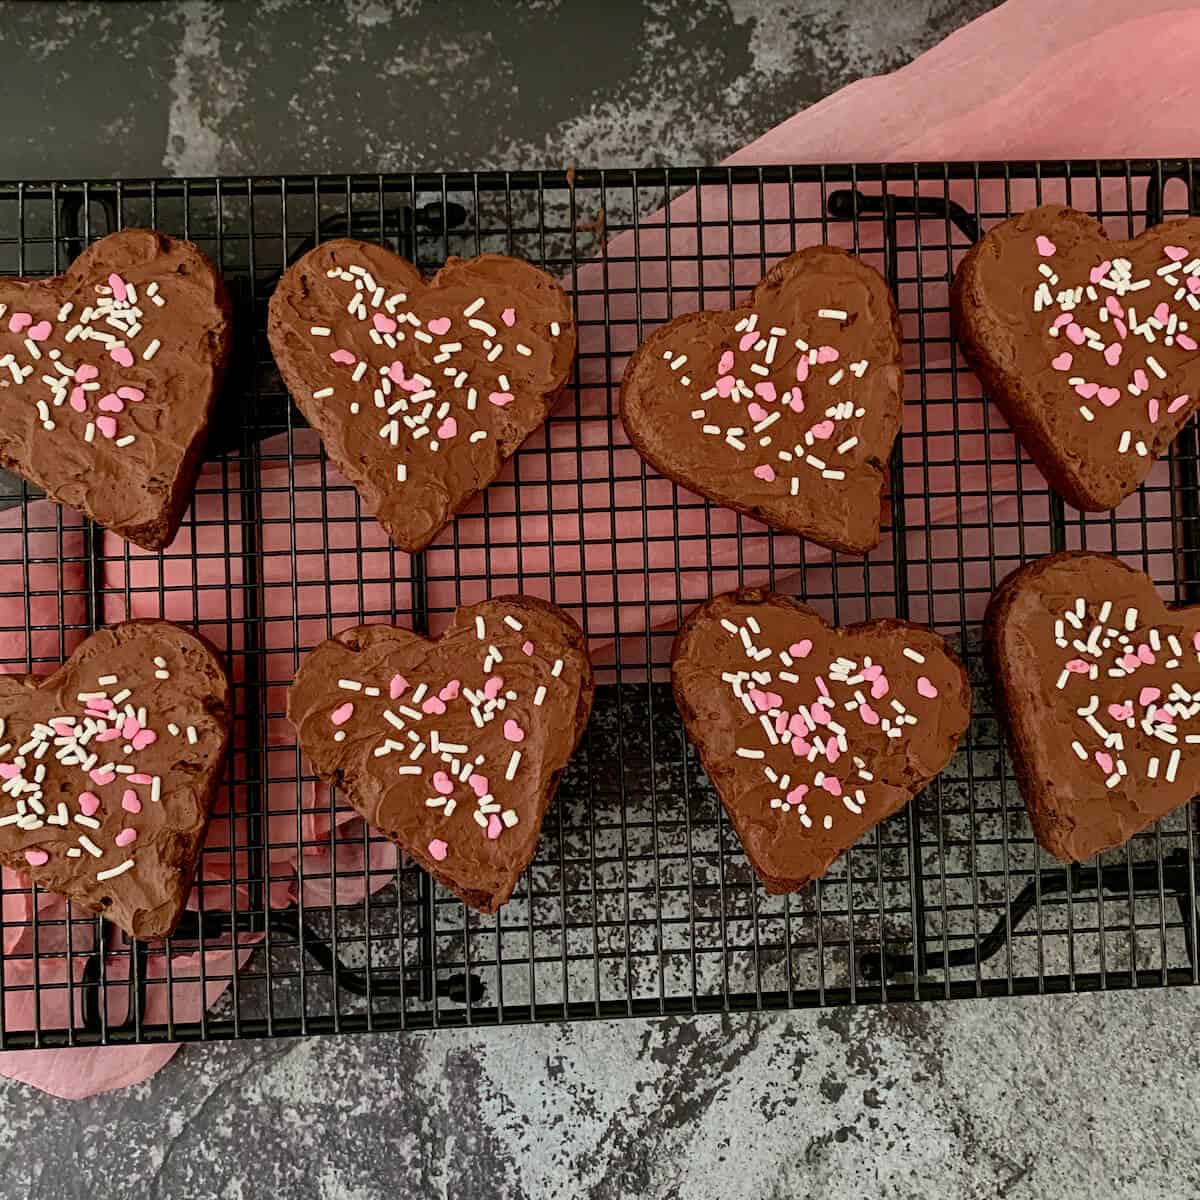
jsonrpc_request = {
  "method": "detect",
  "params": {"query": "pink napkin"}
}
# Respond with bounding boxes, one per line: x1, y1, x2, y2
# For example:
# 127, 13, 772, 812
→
4, 0, 1200, 1096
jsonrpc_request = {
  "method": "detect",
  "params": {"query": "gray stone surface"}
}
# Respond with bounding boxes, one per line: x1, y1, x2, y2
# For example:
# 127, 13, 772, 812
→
2, 1, 1197, 1197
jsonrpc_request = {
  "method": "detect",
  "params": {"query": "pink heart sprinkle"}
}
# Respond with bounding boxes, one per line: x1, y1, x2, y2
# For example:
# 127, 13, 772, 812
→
329, 348, 356, 365
1074, 382, 1099, 400
432, 771, 454, 796
754, 381, 777, 404
1090, 261, 1112, 284
1119, 652, 1141, 671
1097, 387, 1121, 407
7, 312, 31, 333
789, 640, 812, 659
68, 387, 86, 412
439, 679, 461, 702
96, 415, 118, 439
826, 743, 841, 765
1095, 751, 1114, 774
1051, 352, 1073, 371
330, 702, 354, 726
1105, 296, 1124, 318
428, 838, 448, 862
1035, 235, 1057, 256
483, 676, 504, 699
747, 402, 768, 423
1154, 301, 1171, 324
486, 814, 503, 840
373, 313, 397, 334
522, 641, 534, 656
810, 703, 830, 727
24, 849, 48, 867
1165, 245, 1189, 261
1065, 323, 1085, 346
27, 320, 51, 342
788, 388, 805, 413
1139, 687, 1161, 706
422, 696, 447, 715
809, 420, 835, 440
753, 464, 775, 483
816, 345, 839, 364
503, 719, 525, 743
916, 676, 939, 699
117, 386, 145, 402
871, 674, 890, 700
791, 738, 812, 758
500, 308, 516, 328
121, 789, 142, 814
75, 363, 98, 383
78, 792, 100, 816
787, 713, 806, 736
120, 715, 140, 739
488, 391, 514, 407
821, 776, 842, 796
785, 784, 809, 806
715, 375, 737, 398
1138, 643, 1156, 664
717, 350, 735, 374
131, 729, 157, 751
1108, 702, 1133, 721
115, 828, 137, 847
436, 416, 458, 439
1189, 276, 1200, 295
795, 358, 810, 383
0, 763, 18, 780
389, 673, 408, 699
1149, 398, 1160, 423
739, 331, 759, 352
427, 316, 452, 336
1103, 342, 1122, 367
1178, 334, 1198, 352
1134, 369, 1149, 391
859, 703, 879, 726
97, 393, 124, 413
109, 345, 134, 368
469, 773, 490, 798
1170, 394, 1192, 413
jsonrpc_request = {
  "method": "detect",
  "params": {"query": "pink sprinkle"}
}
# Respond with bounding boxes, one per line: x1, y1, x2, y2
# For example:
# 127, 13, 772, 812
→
373, 313, 397, 334
24, 849, 48, 867
787, 388, 805, 413
1035, 235, 1057, 256
387, 362, 423, 392
468, 773, 490, 798
109, 345, 134, 368
821, 776, 842, 796
75, 364, 98, 383
437, 680, 461, 703
826, 743, 841, 765
1103, 342, 1122, 367
390, 674, 408, 699
809, 420, 835, 440
774, 711, 789, 734
1139, 686, 1161, 706
916, 676, 939, 699
119, 716, 140, 739
717, 350, 735, 374
1051, 351, 1073, 371
1178, 334, 1198, 352
872, 674, 890, 700
330, 701, 354, 726
1065, 323, 1085, 346
98, 393, 124, 413
432, 770, 454, 796
1119, 652, 1141, 671
787, 713, 806, 737
488, 391, 514, 407
1149, 398, 1160, 423
1097, 387, 1121, 408
1090, 261, 1112, 284
522, 641, 534, 656
421, 696, 447, 716
738, 331, 758, 352
1154, 301, 1171, 324
754, 380, 777, 404
791, 738, 812, 758
486, 813, 503, 840
795, 358, 810, 383
503, 719, 525, 743
121, 789, 142, 814
117, 386, 144, 402
810, 703, 830, 727
68, 387, 87, 412
1108, 702, 1133, 721
1169, 394, 1191, 413
128, 773, 153, 784
1074, 382, 1099, 399
7, 312, 31, 333
753, 464, 775, 482
427, 316, 452, 336
329, 348, 356, 365
50, 719, 73, 735
1052, 313, 1075, 329
131, 729, 157, 751
1138, 643, 1156, 665
859, 703, 879, 725
436, 416, 458, 439
1095, 750, 1114, 773
789, 640, 812, 659
815, 345, 839, 364
1165, 245, 1189, 261
1065, 658, 1090, 673
0, 764, 19, 780
1114, 318, 1129, 339
715, 374, 737, 398
94, 728, 122, 743
747, 402, 768, 423
115, 828, 137, 847
428, 838, 448, 862
483, 676, 504, 700
1134, 369, 1150, 391
90, 768, 116, 786
1194, 631, 1200, 652
96, 415, 118, 439
785, 784, 809, 806
27, 320, 51, 342
87, 697, 113, 712
749, 688, 783, 711
1189, 276, 1200, 295
78, 792, 100, 816
1105, 296, 1124, 318
500, 308, 516, 328
107, 272, 127, 301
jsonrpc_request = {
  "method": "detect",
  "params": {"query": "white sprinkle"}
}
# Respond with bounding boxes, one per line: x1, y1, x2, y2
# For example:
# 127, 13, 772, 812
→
506, 750, 522, 781
167, 723, 180, 736
84, 422, 96, 443
504, 615, 524, 631
186, 726, 198, 745
818, 308, 848, 320
96, 859, 135, 882
1125, 608, 1139, 631
309, 326, 331, 336
151, 775, 161, 805
115, 435, 135, 448
1148, 355, 1167, 379
735, 748, 765, 759
338, 679, 363, 691
78, 835, 102, 858
1167, 748, 1182, 783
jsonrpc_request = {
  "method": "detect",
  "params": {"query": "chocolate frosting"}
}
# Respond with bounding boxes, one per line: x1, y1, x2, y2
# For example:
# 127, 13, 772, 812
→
673, 590, 970, 890
0, 229, 231, 549
987, 551, 1200, 861
268, 241, 576, 552
621, 246, 903, 554
952, 205, 1200, 511
0, 620, 231, 939
288, 596, 594, 912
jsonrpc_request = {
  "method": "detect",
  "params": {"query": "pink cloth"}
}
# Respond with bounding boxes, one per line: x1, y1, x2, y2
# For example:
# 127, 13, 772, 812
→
3, 0, 1200, 1096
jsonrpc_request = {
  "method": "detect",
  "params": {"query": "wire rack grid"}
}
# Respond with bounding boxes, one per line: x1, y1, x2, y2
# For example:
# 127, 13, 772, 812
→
0, 161, 1197, 1050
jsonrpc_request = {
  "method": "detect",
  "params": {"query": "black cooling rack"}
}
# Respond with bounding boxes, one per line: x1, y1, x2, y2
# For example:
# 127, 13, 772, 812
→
0, 161, 1199, 1050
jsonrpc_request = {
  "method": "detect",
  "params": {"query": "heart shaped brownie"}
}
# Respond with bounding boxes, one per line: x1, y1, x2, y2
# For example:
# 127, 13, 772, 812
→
672, 590, 970, 890
953, 205, 1200, 511
268, 241, 577, 552
620, 247, 903, 554
0, 229, 231, 549
288, 596, 594, 912
987, 551, 1200, 861
0, 620, 231, 939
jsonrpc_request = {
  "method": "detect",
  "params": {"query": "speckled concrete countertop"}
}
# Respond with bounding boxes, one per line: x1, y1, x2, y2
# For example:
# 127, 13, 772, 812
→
1, 3, 1198, 1197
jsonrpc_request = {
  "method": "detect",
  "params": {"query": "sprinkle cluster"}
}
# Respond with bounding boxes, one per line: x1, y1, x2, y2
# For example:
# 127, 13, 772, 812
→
0, 271, 166, 448
716, 615, 938, 831
1034, 235, 1200, 454
665, 308, 871, 493
0, 656, 195, 886
1050, 595, 1200, 789
325, 611, 566, 863
311, 264, 564, 485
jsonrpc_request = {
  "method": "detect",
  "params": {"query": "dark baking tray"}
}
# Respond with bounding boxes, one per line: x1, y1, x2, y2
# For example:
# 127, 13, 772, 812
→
0, 162, 1198, 1050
